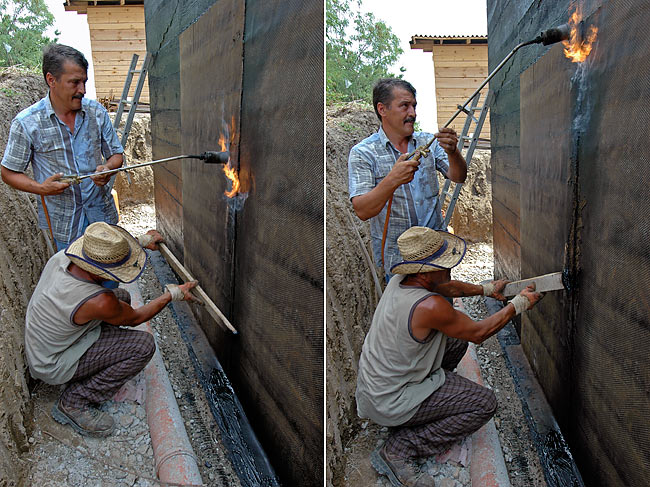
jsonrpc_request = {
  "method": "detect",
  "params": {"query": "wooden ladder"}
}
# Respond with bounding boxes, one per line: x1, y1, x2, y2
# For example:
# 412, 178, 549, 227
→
112, 52, 151, 184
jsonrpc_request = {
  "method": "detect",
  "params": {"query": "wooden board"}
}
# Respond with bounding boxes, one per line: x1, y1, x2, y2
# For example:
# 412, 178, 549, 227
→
503, 272, 564, 296
158, 243, 237, 333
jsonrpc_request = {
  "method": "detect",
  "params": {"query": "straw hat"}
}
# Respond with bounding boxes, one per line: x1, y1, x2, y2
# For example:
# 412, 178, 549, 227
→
65, 222, 147, 283
390, 226, 466, 275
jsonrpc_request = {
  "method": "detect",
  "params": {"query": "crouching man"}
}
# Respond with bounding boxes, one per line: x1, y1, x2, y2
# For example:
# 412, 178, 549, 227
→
356, 226, 542, 486
25, 222, 198, 437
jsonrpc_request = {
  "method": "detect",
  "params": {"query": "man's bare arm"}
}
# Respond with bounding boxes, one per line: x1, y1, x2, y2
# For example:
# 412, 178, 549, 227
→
1, 166, 69, 195
411, 285, 541, 344
434, 279, 508, 299
351, 153, 420, 220
73, 281, 198, 326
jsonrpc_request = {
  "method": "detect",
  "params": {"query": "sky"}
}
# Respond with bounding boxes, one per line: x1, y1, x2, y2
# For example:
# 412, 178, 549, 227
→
359, 0, 488, 131
44, 0, 96, 99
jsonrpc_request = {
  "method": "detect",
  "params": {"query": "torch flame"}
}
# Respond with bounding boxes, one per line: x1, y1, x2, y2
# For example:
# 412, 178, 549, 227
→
563, 6, 598, 63
218, 127, 240, 198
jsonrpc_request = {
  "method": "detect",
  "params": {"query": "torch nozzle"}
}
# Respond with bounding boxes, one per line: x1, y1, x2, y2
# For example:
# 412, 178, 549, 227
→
198, 151, 230, 164
527, 23, 570, 46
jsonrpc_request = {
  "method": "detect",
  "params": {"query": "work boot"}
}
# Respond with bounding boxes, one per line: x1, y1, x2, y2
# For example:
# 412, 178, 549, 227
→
371, 444, 436, 486
51, 400, 114, 437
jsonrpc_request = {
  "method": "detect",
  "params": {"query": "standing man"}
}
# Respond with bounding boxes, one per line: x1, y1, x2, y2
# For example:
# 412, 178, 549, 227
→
1, 44, 124, 251
348, 78, 468, 280
26, 222, 198, 437
356, 227, 542, 486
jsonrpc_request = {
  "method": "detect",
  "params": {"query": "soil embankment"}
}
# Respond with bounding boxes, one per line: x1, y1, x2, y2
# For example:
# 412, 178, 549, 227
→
0, 68, 51, 484
325, 102, 494, 486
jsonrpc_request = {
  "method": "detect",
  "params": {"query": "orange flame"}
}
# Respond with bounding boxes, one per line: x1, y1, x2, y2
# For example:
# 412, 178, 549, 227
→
563, 6, 598, 63
219, 125, 241, 198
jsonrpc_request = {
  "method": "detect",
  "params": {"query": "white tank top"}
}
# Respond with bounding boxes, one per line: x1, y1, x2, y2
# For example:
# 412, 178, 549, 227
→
356, 275, 447, 426
25, 251, 110, 384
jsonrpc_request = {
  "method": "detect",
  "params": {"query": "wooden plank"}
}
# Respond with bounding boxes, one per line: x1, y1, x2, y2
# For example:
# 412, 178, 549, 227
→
435, 66, 488, 78
435, 59, 487, 68
90, 40, 146, 51
503, 272, 564, 296
435, 77, 487, 89
90, 28, 145, 41
433, 46, 487, 60
89, 21, 144, 29
87, 6, 144, 18
158, 243, 237, 334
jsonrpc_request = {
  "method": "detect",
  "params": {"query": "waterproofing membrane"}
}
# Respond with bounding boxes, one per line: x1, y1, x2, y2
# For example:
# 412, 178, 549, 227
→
231, 1, 324, 485
519, 3, 650, 486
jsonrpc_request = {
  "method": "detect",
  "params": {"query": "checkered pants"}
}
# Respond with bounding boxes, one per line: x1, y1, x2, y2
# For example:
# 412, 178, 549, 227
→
383, 337, 497, 459
60, 289, 156, 409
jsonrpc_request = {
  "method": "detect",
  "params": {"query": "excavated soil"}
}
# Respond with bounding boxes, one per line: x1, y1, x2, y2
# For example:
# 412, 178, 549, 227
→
326, 102, 544, 487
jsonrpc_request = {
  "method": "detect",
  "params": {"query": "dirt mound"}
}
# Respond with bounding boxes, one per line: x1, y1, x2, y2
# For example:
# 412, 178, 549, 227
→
0, 67, 51, 485
326, 102, 382, 487
112, 114, 154, 206
325, 102, 493, 486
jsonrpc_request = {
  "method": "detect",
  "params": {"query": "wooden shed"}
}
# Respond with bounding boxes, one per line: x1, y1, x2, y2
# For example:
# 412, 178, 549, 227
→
410, 35, 489, 140
64, 0, 148, 105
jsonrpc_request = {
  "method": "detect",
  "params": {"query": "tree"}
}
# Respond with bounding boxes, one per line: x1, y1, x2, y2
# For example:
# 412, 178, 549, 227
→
0, 0, 58, 68
326, 0, 404, 104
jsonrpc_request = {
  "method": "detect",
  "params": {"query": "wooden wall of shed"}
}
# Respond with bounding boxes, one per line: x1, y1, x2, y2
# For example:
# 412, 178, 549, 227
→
86, 6, 149, 104
432, 44, 490, 135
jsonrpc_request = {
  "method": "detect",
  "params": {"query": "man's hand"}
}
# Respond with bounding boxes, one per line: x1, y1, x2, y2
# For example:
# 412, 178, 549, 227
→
165, 281, 200, 303
487, 279, 509, 301
435, 127, 460, 155
90, 164, 111, 186
519, 284, 544, 310
138, 229, 163, 250
41, 173, 70, 195
387, 153, 420, 188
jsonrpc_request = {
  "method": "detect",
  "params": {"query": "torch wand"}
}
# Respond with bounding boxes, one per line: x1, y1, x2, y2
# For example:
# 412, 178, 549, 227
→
381, 23, 572, 266
60, 151, 230, 185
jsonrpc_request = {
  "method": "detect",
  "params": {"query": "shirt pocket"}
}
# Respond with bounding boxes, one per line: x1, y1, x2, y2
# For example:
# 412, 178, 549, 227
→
374, 161, 392, 184
35, 136, 68, 171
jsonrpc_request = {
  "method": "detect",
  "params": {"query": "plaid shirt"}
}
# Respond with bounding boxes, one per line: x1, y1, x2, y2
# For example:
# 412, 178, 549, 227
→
2, 95, 123, 244
348, 127, 450, 276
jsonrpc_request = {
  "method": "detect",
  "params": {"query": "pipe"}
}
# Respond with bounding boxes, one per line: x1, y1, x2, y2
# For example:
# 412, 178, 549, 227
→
123, 281, 204, 486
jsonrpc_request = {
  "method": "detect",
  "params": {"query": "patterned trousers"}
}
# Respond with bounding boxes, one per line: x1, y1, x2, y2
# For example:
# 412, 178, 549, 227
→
60, 289, 156, 408
383, 337, 497, 459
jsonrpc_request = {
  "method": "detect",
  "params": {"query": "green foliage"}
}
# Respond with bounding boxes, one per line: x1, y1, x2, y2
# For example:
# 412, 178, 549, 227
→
326, 0, 404, 104
0, 0, 58, 68
1, 86, 17, 97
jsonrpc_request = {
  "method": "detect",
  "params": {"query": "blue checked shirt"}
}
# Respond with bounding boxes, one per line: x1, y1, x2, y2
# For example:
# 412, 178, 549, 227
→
348, 127, 450, 276
2, 95, 123, 244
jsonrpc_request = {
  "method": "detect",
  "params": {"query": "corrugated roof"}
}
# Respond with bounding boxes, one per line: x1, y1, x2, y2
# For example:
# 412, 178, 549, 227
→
410, 35, 488, 51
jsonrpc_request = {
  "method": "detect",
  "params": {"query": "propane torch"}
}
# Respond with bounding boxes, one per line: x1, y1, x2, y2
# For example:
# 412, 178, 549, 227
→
60, 151, 230, 185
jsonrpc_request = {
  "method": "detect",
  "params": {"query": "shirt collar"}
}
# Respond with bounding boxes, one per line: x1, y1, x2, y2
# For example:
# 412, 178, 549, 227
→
378, 125, 419, 153
45, 91, 87, 119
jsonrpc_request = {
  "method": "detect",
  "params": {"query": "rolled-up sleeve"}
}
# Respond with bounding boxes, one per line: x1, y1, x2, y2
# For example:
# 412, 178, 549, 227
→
99, 108, 124, 159
433, 141, 450, 178
348, 147, 375, 199
2, 119, 32, 172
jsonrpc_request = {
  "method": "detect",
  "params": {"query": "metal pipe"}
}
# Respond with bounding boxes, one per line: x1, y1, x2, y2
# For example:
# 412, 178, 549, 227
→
61, 151, 230, 184
406, 24, 571, 159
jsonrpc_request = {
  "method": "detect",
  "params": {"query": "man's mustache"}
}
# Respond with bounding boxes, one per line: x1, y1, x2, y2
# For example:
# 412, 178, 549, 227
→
404, 117, 416, 124
73, 94, 84, 99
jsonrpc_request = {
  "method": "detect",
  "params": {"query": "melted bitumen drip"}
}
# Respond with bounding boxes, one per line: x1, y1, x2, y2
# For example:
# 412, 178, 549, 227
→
543, 430, 583, 487
149, 251, 281, 487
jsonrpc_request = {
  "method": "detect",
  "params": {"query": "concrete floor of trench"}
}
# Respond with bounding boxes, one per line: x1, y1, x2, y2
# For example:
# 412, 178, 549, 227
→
20, 203, 241, 487
338, 243, 547, 487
